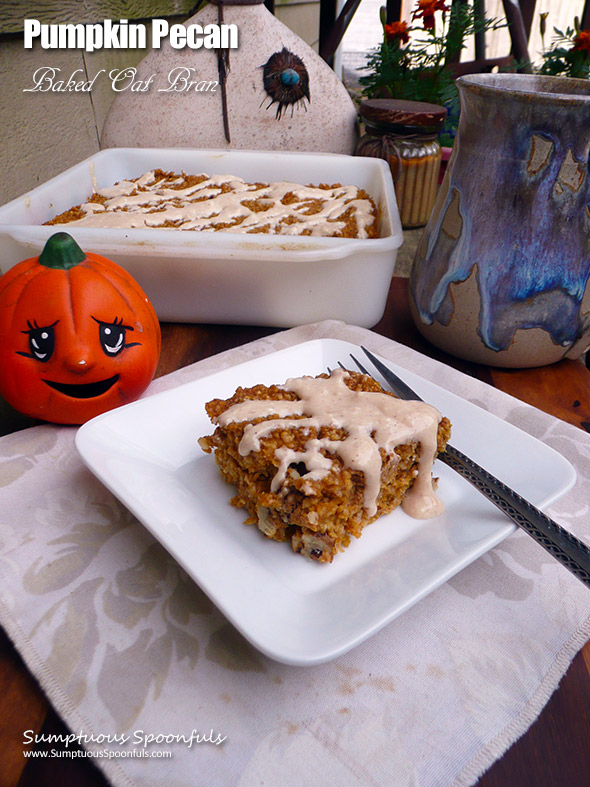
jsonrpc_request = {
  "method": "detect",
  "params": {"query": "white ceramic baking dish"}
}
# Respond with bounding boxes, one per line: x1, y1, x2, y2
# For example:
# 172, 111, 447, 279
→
0, 148, 402, 327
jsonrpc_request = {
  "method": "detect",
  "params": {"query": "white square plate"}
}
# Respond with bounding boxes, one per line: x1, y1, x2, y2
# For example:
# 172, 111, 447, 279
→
75, 339, 576, 665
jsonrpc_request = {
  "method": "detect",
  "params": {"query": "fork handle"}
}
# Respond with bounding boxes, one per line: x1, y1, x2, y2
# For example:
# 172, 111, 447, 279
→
441, 444, 590, 587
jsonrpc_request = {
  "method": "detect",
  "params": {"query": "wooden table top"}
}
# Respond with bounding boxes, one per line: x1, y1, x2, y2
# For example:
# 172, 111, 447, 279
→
1, 276, 590, 786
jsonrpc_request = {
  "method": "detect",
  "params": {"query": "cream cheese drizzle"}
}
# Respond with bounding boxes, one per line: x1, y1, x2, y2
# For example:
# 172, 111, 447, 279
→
61, 170, 376, 237
214, 370, 444, 519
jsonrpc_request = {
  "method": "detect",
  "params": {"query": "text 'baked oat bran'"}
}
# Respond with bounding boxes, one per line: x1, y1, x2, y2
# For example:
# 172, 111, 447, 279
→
199, 369, 452, 562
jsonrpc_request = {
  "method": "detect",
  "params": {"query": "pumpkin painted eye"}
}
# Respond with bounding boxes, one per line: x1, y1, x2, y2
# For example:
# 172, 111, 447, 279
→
18, 320, 58, 362
93, 316, 139, 357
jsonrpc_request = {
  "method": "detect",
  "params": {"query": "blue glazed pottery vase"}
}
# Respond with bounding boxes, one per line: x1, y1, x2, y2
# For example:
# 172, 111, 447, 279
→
410, 73, 590, 367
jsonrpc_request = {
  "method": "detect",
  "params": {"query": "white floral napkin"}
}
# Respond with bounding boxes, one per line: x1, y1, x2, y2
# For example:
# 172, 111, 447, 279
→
1, 320, 589, 787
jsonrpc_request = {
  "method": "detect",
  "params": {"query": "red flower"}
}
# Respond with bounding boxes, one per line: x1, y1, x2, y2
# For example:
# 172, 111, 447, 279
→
573, 29, 590, 56
411, 0, 449, 31
385, 21, 410, 45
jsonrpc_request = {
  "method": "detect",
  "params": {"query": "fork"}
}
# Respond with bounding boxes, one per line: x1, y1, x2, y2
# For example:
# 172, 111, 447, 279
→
343, 346, 590, 589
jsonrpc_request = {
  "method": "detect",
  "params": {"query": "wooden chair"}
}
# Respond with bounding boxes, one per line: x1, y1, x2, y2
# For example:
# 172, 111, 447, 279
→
443, 0, 532, 76
320, 0, 364, 65
320, 0, 533, 73
513, 0, 590, 39
518, 0, 538, 38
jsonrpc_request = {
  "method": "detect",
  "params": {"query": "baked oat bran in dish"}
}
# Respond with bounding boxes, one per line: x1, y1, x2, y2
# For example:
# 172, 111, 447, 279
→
45, 169, 379, 239
199, 369, 452, 563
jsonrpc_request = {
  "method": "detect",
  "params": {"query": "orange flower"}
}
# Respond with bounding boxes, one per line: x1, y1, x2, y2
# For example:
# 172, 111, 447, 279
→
385, 21, 410, 44
411, 0, 449, 30
573, 29, 590, 56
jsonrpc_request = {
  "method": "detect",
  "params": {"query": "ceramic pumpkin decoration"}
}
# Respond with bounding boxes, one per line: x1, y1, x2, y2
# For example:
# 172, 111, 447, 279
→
0, 232, 161, 424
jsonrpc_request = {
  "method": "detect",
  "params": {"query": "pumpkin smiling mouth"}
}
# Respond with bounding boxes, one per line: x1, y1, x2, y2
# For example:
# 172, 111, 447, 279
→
43, 374, 120, 399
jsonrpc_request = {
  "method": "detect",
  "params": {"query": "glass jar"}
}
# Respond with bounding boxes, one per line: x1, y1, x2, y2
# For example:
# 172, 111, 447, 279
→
356, 99, 447, 228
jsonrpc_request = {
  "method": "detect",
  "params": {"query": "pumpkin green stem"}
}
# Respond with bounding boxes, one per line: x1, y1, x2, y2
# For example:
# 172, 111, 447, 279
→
38, 232, 86, 270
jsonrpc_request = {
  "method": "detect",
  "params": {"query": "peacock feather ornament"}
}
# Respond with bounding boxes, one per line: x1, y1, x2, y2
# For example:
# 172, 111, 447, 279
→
262, 48, 310, 119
